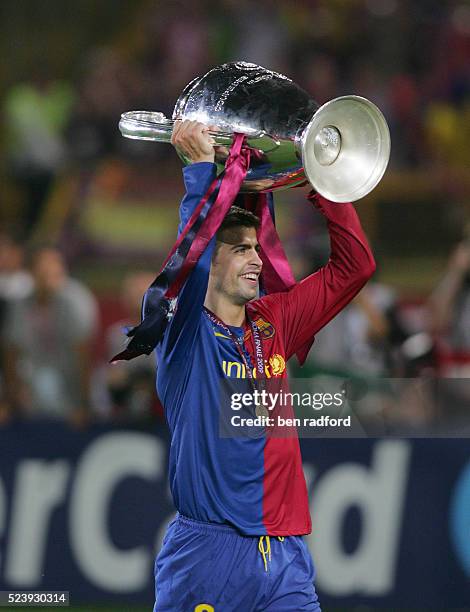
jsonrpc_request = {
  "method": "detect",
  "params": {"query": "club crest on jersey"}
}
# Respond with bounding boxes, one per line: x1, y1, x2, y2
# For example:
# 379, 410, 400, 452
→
254, 317, 275, 339
269, 353, 286, 376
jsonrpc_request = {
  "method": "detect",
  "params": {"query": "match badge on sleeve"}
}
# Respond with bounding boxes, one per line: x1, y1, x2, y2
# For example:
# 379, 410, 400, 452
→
269, 353, 286, 376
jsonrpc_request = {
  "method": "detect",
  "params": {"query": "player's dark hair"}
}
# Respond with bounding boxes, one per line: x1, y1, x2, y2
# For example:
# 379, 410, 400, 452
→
216, 206, 260, 244
212, 206, 260, 260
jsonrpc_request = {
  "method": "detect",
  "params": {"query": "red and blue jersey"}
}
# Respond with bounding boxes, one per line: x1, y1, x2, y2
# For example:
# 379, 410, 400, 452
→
156, 162, 375, 536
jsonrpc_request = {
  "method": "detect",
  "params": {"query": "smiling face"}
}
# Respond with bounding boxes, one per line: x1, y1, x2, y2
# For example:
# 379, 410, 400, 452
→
208, 226, 263, 305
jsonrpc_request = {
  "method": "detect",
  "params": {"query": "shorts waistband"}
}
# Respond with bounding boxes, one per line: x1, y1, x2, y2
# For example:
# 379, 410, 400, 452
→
175, 514, 287, 573
176, 513, 255, 537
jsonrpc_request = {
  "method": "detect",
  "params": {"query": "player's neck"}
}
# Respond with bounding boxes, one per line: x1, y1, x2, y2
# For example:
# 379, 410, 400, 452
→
204, 294, 246, 327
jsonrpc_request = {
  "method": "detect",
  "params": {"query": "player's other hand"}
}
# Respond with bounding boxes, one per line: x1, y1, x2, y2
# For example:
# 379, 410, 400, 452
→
171, 120, 215, 164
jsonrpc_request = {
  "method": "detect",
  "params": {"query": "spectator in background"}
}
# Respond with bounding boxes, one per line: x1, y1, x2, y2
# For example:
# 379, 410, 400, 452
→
3, 65, 74, 238
428, 226, 470, 414
429, 229, 470, 355
104, 271, 162, 423
307, 284, 394, 377
2, 246, 98, 427
292, 240, 403, 379
0, 234, 33, 424
291, 238, 426, 431
0, 233, 33, 323
66, 48, 143, 165
228, 0, 289, 73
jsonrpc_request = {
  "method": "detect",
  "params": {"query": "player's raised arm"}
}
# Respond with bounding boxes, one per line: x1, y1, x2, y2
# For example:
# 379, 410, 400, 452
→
258, 195, 376, 361
158, 121, 217, 358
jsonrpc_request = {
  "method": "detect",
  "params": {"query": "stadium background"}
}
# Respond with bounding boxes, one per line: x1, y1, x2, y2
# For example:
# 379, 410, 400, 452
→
1, 0, 470, 610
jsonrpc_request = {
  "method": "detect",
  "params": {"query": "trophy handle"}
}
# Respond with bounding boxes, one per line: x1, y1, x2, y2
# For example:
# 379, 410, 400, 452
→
119, 111, 280, 152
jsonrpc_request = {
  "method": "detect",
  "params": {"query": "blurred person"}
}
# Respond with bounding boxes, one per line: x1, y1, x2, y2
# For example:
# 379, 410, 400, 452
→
135, 2, 212, 106
115, 121, 375, 611
307, 283, 395, 377
2, 246, 98, 426
159, 6, 212, 101
3, 65, 74, 237
388, 73, 423, 168
306, 283, 437, 432
428, 227, 470, 412
228, 0, 290, 73
66, 48, 144, 164
293, 240, 403, 378
429, 230, 470, 353
105, 271, 162, 422
0, 233, 33, 322
302, 278, 396, 430
0, 233, 33, 424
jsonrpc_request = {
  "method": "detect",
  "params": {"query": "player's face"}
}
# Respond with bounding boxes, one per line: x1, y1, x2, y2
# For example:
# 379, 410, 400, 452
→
210, 227, 262, 304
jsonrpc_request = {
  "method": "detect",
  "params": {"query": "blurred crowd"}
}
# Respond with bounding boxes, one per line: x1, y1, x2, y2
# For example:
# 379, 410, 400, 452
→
293, 232, 470, 434
3, 1, 470, 236
1, 0, 470, 432
1, 228, 470, 432
0, 235, 163, 427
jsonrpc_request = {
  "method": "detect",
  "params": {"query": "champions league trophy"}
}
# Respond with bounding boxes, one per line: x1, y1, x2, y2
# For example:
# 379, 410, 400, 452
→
119, 62, 390, 202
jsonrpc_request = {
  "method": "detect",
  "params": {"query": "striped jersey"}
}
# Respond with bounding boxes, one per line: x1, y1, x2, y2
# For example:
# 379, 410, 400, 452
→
156, 162, 375, 535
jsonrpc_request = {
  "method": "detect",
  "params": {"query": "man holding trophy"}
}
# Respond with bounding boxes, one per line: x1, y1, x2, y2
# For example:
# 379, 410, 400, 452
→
114, 63, 389, 611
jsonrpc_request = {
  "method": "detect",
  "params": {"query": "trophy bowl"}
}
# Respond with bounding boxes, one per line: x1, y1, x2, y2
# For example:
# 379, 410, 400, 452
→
119, 62, 391, 202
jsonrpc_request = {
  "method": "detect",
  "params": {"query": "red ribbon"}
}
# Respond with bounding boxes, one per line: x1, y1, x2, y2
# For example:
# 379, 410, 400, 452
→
112, 134, 313, 365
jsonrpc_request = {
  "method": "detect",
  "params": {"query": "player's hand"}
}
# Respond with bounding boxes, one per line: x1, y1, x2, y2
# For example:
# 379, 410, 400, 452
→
171, 120, 215, 164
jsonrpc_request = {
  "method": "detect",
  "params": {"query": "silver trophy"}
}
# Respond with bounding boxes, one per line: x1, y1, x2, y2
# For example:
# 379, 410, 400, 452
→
119, 62, 390, 202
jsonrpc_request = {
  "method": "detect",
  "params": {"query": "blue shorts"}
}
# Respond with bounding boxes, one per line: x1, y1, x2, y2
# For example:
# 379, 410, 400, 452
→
154, 514, 321, 611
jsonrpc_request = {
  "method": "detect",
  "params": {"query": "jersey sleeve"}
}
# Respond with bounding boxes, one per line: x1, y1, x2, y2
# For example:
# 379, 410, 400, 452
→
255, 196, 376, 361
158, 162, 217, 361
